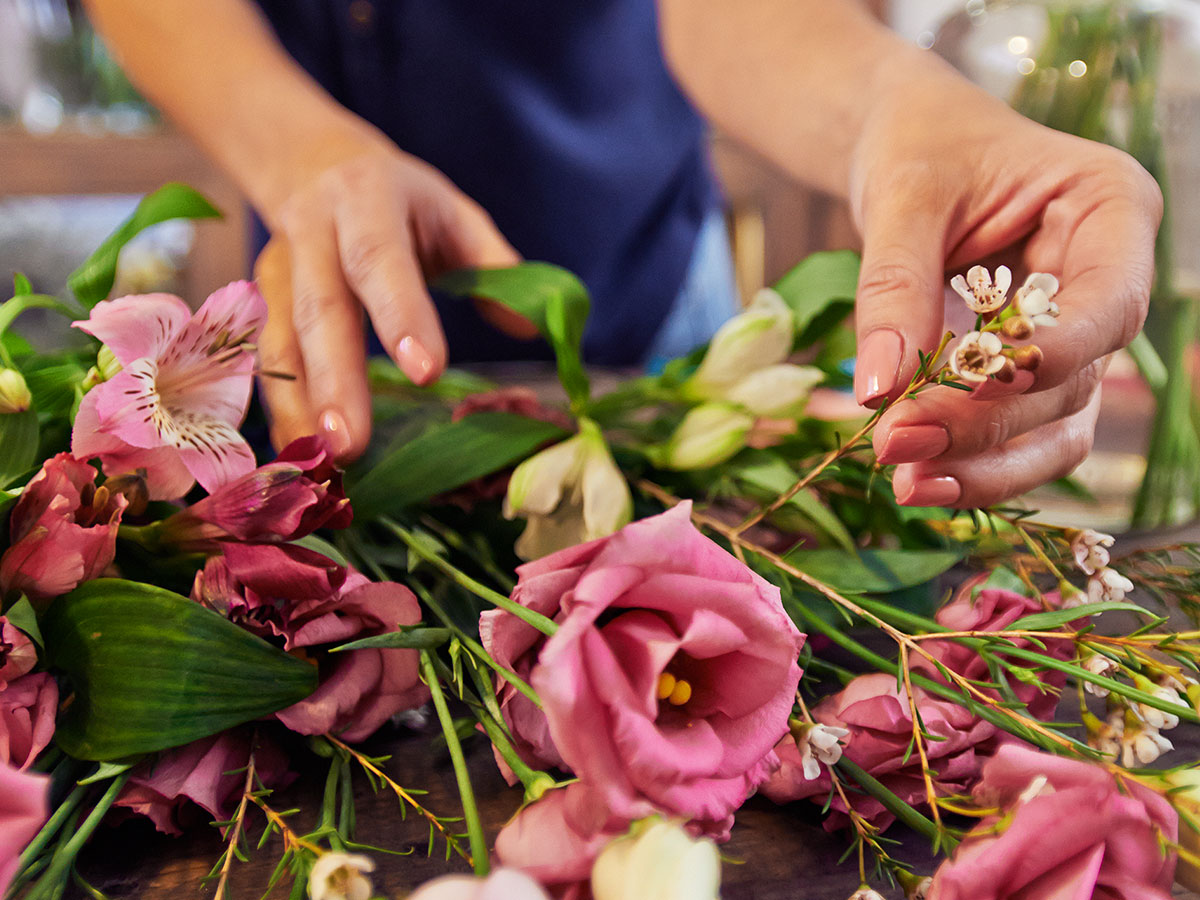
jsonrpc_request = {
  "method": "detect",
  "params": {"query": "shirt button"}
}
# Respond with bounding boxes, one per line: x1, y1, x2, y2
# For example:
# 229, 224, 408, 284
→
348, 0, 374, 31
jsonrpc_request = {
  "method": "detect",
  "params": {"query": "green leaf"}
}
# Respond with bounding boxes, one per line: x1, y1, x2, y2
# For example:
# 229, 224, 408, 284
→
333, 626, 452, 652
12, 273, 32, 297
732, 454, 856, 552
2, 596, 43, 648
436, 263, 591, 407
43, 579, 317, 760
1008, 601, 1153, 632
771, 250, 860, 349
68, 183, 221, 308
78, 761, 136, 785
783, 546, 963, 595
291, 534, 350, 567
0, 410, 41, 488
347, 411, 567, 520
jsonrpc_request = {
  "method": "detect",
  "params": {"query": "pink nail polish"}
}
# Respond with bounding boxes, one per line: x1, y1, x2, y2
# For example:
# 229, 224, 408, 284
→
320, 409, 353, 459
879, 424, 951, 464
855, 329, 904, 408
899, 475, 962, 508
396, 335, 436, 386
970, 371, 1036, 401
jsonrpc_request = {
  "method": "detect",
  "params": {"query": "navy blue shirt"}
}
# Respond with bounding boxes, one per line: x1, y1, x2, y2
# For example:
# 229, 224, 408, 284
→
253, 0, 718, 365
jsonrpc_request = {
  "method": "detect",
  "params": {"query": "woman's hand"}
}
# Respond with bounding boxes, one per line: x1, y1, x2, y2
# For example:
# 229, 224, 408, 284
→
849, 73, 1162, 508
254, 134, 523, 460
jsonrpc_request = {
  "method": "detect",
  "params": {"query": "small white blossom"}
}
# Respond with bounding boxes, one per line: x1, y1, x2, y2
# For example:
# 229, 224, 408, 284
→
796, 723, 849, 780
950, 265, 1012, 314
1082, 653, 1119, 697
1135, 684, 1185, 731
1087, 567, 1135, 604
848, 888, 887, 900
948, 331, 1007, 384
1061, 586, 1092, 609
1121, 723, 1173, 768
308, 852, 375, 900
1086, 711, 1124, 760
1013, 272, 1061, 327
1070, 528, 1115, 576
908, 877, 932, 900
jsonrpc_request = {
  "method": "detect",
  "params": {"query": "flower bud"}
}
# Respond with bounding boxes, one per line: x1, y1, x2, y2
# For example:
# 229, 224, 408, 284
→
82, 345, 123, 392
1001, 315, 1035, 340
591, 819, 721, 900
0, 368, 31, 413
689, 288, 793, 390
661, 403, 754, 470
102, 471, 150, 517
1013, 344, 1043, 371
723, 363, 823, 417
993, 357, 1018, 383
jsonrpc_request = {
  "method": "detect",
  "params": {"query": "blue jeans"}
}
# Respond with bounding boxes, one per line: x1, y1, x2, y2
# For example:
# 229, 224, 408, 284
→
642, 210, 742, 370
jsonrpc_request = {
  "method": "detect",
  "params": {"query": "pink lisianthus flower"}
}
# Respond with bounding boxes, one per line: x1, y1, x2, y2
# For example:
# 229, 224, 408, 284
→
159, 436, 352, 550
480, 502, 805, 840
0, 673, 58, 770
928, 743, 1177, 900
193, 543, 428, 742
0, 619, 37, 689
71, 281, 267, 501
0, 762, 49, 897
919, 586, 1074, 721
115, 728, 291, 835
761, 673, 994, 830
0, 454, 126, 604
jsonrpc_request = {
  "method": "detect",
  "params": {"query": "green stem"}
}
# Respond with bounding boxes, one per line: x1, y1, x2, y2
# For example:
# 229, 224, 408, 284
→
14, 778, 89, 884
0, 294, 83, 344
385, 519, 558, 637
464, 664, 556, 800
834, 757, 955, 851
421, 651, 489, 876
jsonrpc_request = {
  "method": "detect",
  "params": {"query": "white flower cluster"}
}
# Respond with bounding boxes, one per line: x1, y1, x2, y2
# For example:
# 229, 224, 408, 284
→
946, 266, 1061, 385
1086, 674, 1193, 767
1063, 529, 1135, 608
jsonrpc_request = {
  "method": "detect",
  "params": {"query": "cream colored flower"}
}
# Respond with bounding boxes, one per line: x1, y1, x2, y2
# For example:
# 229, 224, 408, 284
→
1082, 652, 1118, 697
504, 419, 632, 560
0, 368, 30, 414
950, 265, 1012, 314
1085, 711, 1124, 760
1121, 721, 1173, 767
1135, 683, 1185, 732
1070, 528, 1114, 576
948, 331, 1007, 384
794, 723, 849, 780
690, 288, 794, 389
308, 852, 374, 900
1013, 272, 1061, 327
591, 819, 721, 900
722, 363, 824, 417
848, 888, 887, 900
661, 403, 755, 471
908, 877, 932, 900
1087, 567, 1135, 604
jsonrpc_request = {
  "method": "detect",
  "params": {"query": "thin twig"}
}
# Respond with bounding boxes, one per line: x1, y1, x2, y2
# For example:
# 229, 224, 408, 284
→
212, 754, 257, 900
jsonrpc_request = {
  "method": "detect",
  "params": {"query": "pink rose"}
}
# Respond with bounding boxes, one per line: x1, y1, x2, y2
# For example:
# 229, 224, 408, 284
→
159, 436, 352, 550
0, 673, 58, 770
409, 868, 553, 900
928, 743, 1177, 900
193, 543, 428, 741
481, 502, 804, 839
762, 673, 993, 829
0, 619, 37, 689
920, 586, 1073, 721
116, 728, 291, 835
1, 762, 48, 897
0, 454, 126, 604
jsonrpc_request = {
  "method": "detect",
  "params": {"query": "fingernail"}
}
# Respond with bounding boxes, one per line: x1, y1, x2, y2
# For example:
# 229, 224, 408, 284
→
898, 475, 961, 507
879, 424, 951, 464
970, 370, 1035, 401
320, 409, 353, 459
855, 329, 904, 408
396, 335, 436, 386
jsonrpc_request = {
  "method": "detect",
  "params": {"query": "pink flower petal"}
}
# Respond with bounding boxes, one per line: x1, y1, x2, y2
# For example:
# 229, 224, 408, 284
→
72, 293, 191, 365
0, 763, 48, 897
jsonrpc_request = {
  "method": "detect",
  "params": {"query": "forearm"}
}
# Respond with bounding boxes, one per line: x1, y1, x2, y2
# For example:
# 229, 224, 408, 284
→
82, 0, 386, 222
657, 0, 979, 197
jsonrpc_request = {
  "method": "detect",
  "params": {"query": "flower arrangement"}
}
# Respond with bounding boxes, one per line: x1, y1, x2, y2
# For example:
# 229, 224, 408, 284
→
3, 185, 1200, 900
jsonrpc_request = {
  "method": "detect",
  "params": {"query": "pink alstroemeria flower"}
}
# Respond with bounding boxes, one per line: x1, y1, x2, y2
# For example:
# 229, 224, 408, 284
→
71, 282, 267, 501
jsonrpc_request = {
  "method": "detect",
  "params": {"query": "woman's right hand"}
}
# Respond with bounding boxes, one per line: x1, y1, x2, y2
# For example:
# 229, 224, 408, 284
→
254, 132, 525, 461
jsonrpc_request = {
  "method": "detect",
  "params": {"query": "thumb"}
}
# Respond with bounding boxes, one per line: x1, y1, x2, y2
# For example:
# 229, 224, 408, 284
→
852, 193, 949, 408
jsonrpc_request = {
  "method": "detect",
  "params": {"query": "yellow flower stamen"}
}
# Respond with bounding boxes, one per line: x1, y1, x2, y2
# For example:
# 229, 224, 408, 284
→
668, 679, 692, 706
656, 672, 677, 700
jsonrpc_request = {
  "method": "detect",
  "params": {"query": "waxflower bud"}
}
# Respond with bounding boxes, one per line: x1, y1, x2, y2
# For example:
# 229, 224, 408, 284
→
0, 368, 31, 413
994, 357, 1018, 383
1001, 315, 1035, 340
591, 819, 721, 900
1013, 344, 1043, 371
661, 403, 754, 470
848, 887, 887, 900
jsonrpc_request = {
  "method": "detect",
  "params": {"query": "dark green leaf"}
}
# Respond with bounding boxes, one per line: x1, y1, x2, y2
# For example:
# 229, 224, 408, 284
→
1008, 601, 1153, 631
68, 184, 221, 307
771, 250, 860, 349
0, 410, 40, 488
333, 627, 452, 652
347, 411, 566, 520
783, 546, 963, 595
2, 596, 42, 648
436, 263, 591, 406
43, 579, 316, 760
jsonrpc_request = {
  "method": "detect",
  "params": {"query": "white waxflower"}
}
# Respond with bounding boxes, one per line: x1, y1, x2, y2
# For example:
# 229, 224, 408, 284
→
591, 819, 721, 900
950, 265, 1012, 314
690, 288, 794, 389
1135, 684, 1185, 731
661, 403, 755, 471
1121, 723, 1173, 768
308, 852, 374, 900
794, 723, 850, 780
908, 877, 932, 900
1082, 653, 1119, 697
504, 419, 633, 561
848, 888, 887, 900
0, 368, 30, 414
1013, 272, 1061, 327
948, 331, 1007, 384
1085, 710, 1124, 760
1070, 528, 1115, 576
1061, 586, 1092, 609
1087, 567, 1135, 604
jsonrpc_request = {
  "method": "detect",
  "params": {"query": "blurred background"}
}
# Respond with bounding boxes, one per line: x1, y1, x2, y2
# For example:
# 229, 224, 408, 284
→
1, 0, 1198, 529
